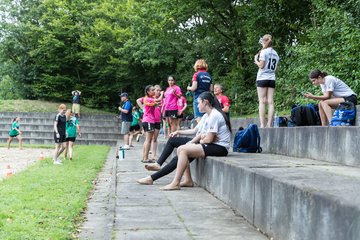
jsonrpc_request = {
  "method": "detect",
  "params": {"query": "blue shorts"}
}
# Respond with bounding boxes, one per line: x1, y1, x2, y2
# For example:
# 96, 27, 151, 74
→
193, 97, 205, 118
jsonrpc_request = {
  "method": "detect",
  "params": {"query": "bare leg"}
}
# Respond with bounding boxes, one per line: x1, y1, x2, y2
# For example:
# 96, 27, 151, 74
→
321, 98, 345, 125
7, 137, 12, 149
64, 142, 69, 159
318, 101, 328, 126
17, 136, 23, 149
143, 132, 154, 161
161, 144, 205, 190
129, 132, 134, 146
68, 141, 74, 159
266, 87, 275, 128
124, 133, 130, 146
257, 87, 268, 128
152, 129, 160, 159
180, 164, 194, 187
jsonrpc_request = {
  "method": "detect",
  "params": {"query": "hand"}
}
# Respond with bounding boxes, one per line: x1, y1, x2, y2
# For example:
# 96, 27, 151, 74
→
172, 88, 176, 94
304, 92, 313, 99
118, 107, 122, 111
78, 133, 82, 137
56, 133, 60, 138
169, 131, 178, 137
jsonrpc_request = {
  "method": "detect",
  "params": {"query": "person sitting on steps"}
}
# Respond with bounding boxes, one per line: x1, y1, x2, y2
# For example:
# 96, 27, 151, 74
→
137, 91, 231, 190
304, 69, 357, 126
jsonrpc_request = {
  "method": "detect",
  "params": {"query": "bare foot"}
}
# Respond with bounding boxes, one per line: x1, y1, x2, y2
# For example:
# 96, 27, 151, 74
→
180, 180, 194, 187
160, 183, 180, 191
136, 176, 153, 185
145, 163, 161, 171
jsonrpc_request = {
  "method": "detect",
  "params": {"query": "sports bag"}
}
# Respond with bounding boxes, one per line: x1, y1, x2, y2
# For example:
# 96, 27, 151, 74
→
233, 124, 262, 153
330, 102, 356, 126
290, 104, 321, 126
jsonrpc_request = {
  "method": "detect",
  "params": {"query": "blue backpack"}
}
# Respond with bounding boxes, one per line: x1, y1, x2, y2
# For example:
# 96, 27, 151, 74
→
330, 102, 356, 126
233, 124, 262, 153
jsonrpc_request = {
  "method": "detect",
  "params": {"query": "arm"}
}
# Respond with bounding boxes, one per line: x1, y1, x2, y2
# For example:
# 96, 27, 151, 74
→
209, 84, 213, 91
180, 102, 187, 114
200, 132, 216, 144
222, 106, 229, 113
304, 91, 332, 101
254, 56, 265, 69
169, 128, 197, 137
76, 124, 81, 137
136, 98, 144, 110
54, 121, 59, 137
187, 81, 198, 92
119, 101, 130, 114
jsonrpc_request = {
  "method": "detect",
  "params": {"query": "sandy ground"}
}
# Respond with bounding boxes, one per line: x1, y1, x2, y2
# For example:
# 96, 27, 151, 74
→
0, 147, 53, 179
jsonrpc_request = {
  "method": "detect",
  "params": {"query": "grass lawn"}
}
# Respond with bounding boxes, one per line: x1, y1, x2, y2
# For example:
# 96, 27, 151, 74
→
0, 145, 110, 239
0, 100, 112, 114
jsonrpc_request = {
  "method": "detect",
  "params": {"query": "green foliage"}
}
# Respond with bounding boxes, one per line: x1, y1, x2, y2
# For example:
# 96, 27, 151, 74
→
0, 145, 109, 239
0, 0, 358, 115
0, 75, 21, 99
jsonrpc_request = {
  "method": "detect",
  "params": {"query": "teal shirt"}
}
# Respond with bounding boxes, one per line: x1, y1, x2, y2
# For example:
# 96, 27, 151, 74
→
131, 111, 140, 126
66, 116, 79, 138
9, 122, 20, 136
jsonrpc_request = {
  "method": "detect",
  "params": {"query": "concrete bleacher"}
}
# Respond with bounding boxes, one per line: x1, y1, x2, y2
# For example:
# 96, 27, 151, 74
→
0, 112, 121, 146
158, 107, 360, 240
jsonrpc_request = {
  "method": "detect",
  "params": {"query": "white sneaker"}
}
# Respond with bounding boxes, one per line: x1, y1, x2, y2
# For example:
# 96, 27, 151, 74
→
54, 160, 62, 165
121, 145, 130, 150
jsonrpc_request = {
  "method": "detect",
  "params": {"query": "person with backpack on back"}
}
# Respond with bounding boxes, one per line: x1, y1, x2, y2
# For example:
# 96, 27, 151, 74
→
254, 34, 279, 128
304, 70, 357, 126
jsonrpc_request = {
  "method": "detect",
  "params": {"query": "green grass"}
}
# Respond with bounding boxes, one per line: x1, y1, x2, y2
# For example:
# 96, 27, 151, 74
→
0, 145, 110, 239
0, 100, 112, 114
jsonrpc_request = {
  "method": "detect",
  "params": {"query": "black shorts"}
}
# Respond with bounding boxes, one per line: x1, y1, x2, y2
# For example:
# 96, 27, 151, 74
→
54, 133, 66, 143
66, 137, 76, 142
9, 134, 19, 138
344, 94, 357, 105
256, 80, 275, 88
142, 122, 155, 132
201, 143, 228, 157
164, 110, 178, 119
130, 124, 141, 132
154, 122, 161, 130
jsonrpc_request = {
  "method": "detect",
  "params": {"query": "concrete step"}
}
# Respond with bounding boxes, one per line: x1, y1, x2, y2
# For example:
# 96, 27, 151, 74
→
0, 136, 117, 146
0, 112, 116, 121
0, 130, 121, 140
0, 124, 120, 133
186, 151, 360, 240
259, 126, 360, 167
0, 117, 121, 127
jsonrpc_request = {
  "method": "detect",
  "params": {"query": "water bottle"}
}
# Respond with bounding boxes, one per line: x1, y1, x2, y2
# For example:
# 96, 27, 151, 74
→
273, 112, 279, 128
118, 148, 125, 161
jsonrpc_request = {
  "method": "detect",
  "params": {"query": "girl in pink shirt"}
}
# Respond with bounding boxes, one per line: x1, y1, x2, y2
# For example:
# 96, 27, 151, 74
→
164, 75, 182, 134
137, 85, 157, 163
176, 95, 187, 131
152, 85, 163, 160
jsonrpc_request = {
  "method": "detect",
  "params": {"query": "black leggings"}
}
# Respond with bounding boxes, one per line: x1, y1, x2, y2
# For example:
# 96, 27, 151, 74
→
151, 137, 193, 181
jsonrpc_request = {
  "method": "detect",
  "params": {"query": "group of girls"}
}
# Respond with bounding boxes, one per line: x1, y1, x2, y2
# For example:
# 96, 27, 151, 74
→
136, 80, 187, 163
53, 104, 81, 164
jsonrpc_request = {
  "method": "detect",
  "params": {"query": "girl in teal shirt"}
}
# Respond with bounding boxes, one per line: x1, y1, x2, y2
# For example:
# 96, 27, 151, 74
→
64, 110, 81, 160
7, 117, 23, 149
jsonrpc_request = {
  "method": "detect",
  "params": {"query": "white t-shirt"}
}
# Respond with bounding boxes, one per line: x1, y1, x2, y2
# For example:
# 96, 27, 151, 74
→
195, 109, 231, 150
256, 47, 279, 81
320, 76, 355, 97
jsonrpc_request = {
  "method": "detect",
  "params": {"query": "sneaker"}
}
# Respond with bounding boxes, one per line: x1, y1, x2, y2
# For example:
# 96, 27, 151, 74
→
120, 145, 130, 150
53, 160, 62, 165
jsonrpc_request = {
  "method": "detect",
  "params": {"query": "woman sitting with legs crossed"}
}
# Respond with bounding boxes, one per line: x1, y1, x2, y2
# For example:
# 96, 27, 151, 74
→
137, 91, 231, 190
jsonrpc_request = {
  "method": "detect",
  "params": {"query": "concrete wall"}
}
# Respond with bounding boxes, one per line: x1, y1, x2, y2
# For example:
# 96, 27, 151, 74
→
260, 126, 360, 167
190, 153, 360, 240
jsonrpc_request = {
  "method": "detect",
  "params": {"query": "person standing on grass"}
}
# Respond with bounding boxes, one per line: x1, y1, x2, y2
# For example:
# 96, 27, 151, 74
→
119, 92, 133, 150
187, 59, 213, 123
164, 75, 182, 134
53, 104, 67, 165
7, 117, 23, 150
304, 70, 357, 126
254, 34, 279, 128
214, 83, 231, 119
64, 110, 81, 161
129, 106, 141, 147
176, 94, 187, 131
71, 90, 81, 119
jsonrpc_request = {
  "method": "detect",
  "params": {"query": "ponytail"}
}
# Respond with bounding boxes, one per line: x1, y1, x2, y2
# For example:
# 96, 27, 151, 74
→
198, 91, 232, 133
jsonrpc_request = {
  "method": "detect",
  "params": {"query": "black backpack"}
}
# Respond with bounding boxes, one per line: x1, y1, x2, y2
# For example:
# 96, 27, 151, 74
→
290, 104, 321, 126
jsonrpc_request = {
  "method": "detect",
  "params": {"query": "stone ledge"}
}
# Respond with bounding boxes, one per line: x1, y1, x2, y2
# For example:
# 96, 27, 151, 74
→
190, 152, 360, 240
